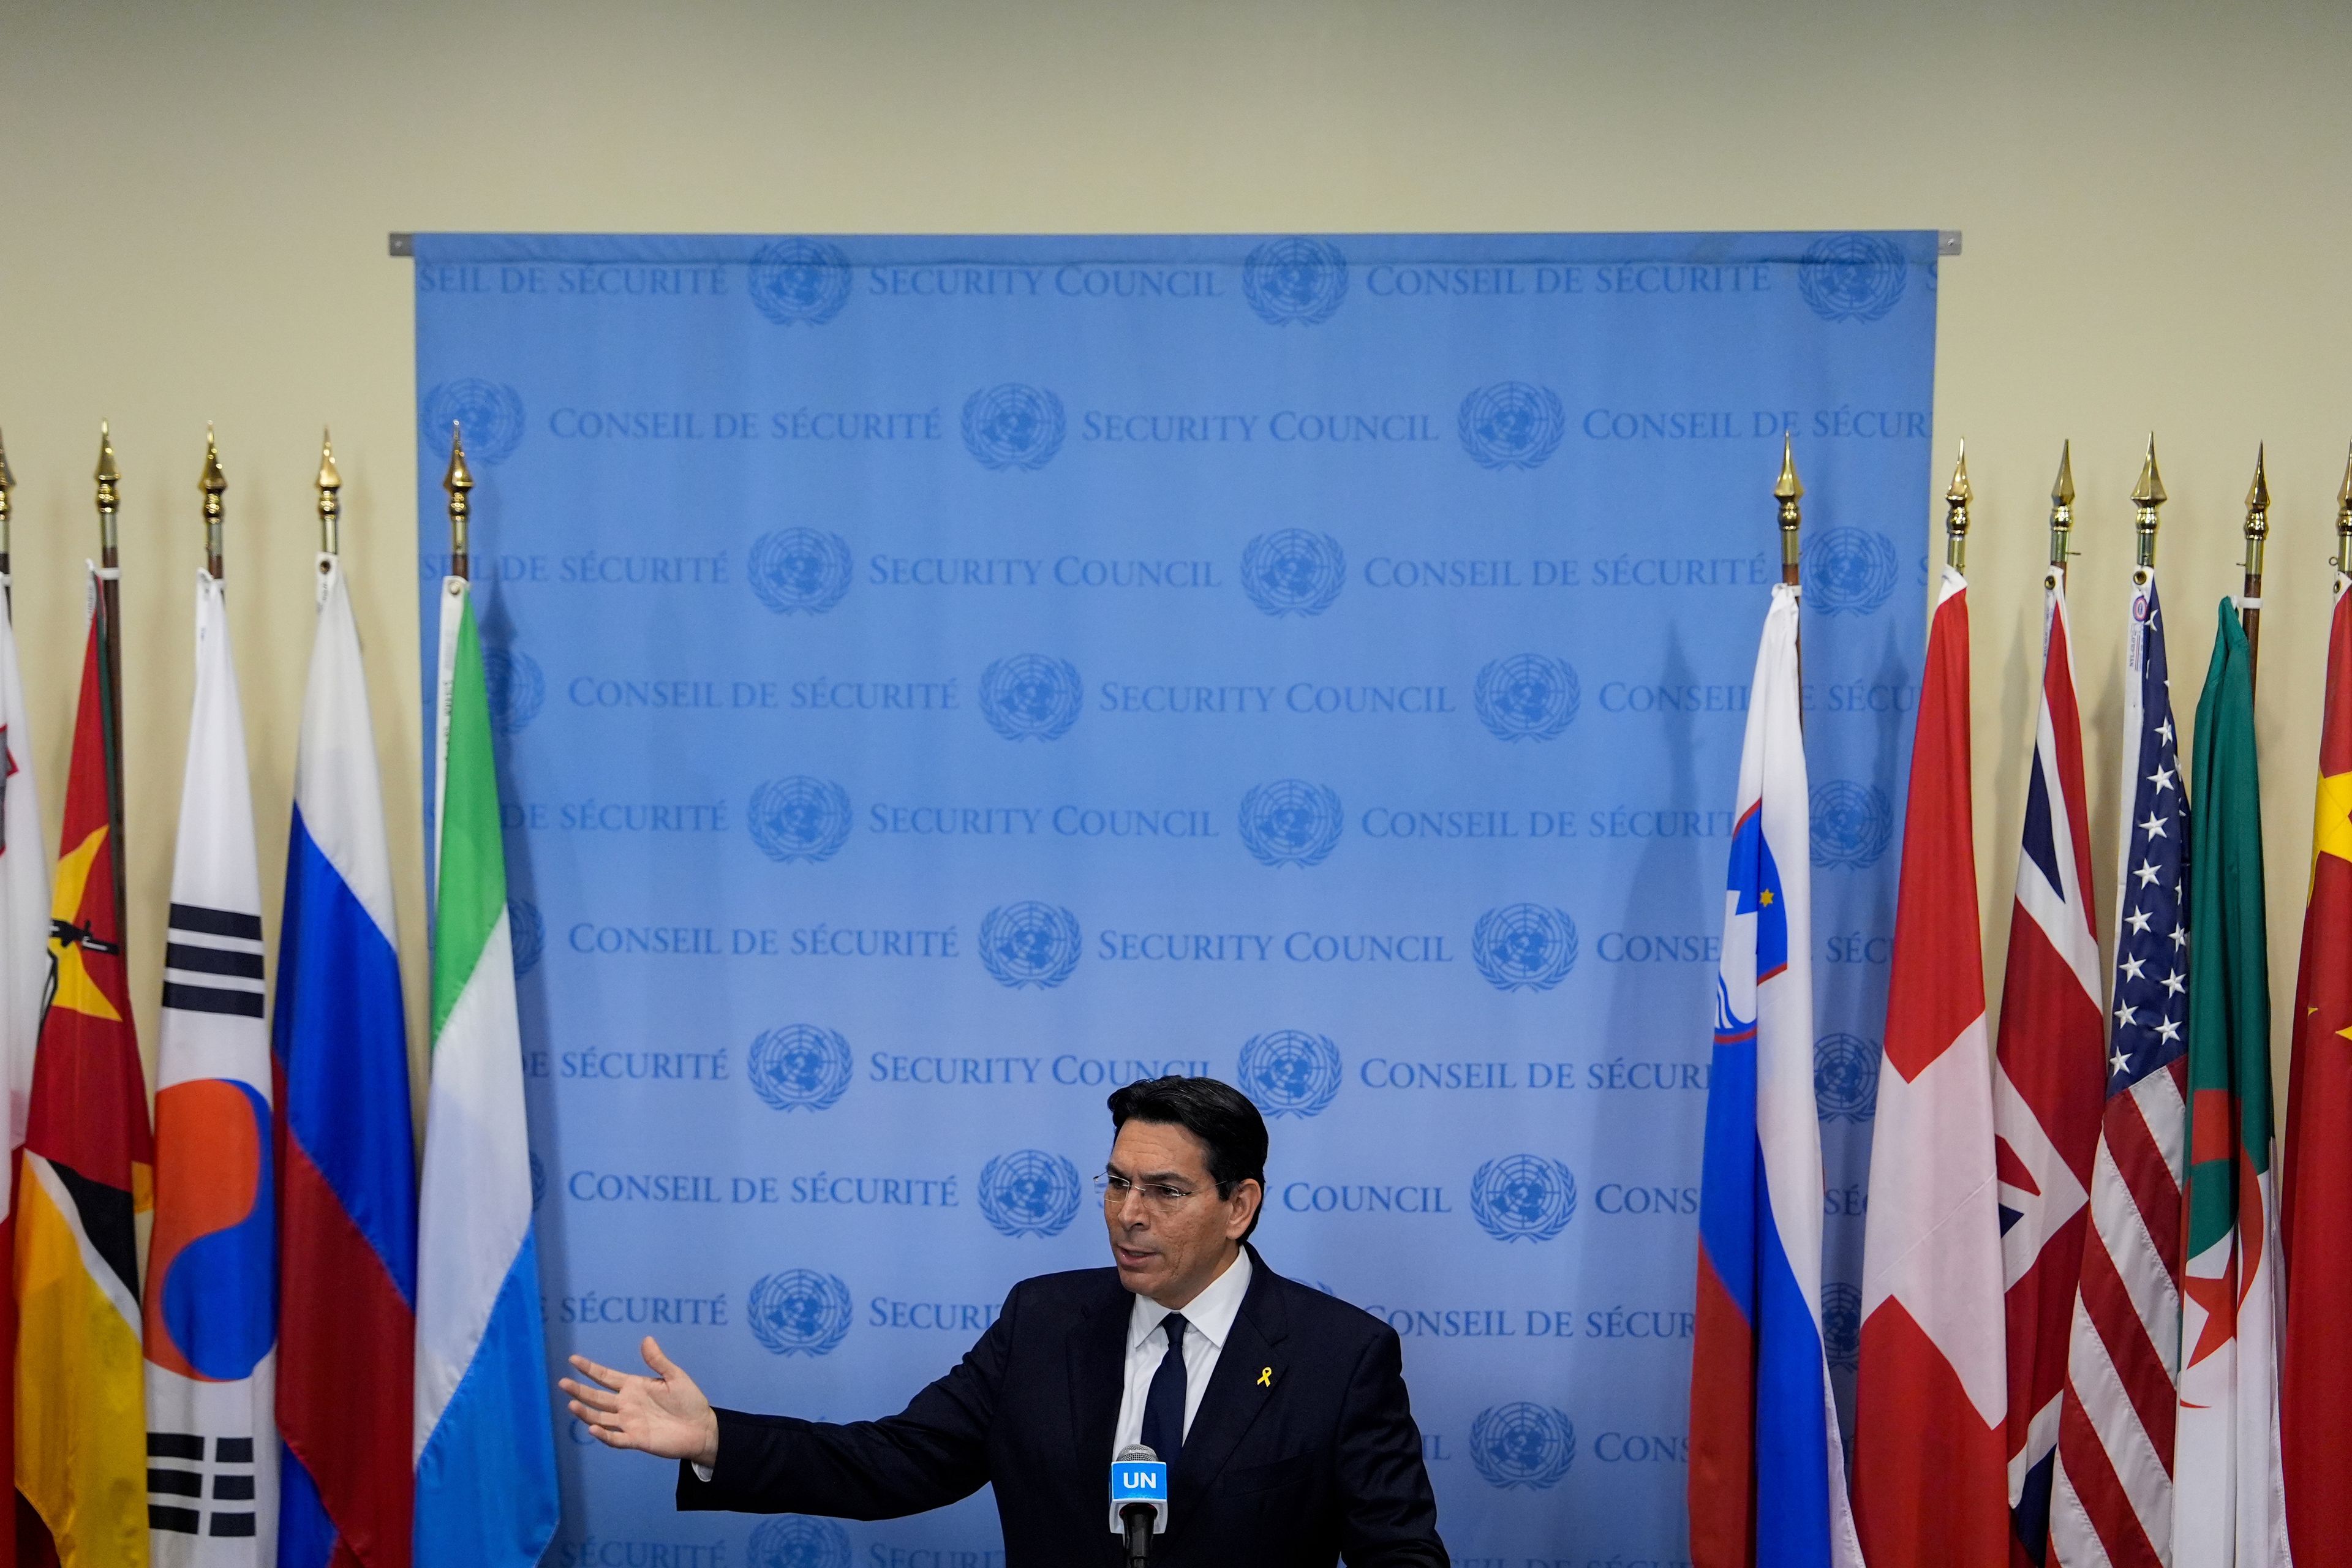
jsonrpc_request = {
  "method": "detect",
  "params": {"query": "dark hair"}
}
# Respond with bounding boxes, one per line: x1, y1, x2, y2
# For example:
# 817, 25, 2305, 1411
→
1107, 1076, 1269, 1235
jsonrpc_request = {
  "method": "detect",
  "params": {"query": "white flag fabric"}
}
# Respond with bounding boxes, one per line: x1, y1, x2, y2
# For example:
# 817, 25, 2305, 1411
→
142, 571, 277, 1562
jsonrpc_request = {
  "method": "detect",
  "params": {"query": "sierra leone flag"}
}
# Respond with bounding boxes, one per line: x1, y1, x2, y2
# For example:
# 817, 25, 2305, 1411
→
413, 576, 557, 1567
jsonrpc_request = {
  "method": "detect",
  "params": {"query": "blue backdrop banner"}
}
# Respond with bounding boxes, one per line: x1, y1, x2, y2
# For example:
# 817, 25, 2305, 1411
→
413, 230, 1936, 1568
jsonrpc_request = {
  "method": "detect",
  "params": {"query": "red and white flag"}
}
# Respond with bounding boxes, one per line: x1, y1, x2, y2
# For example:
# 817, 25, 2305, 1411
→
1852, 564, 2008, 1565
1993, 573, 2109, 1564
0, 584, 47, 1568
2046, 568, 2188, 1568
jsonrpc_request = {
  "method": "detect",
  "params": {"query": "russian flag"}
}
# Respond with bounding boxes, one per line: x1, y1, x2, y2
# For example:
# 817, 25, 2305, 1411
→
275, 554, 418, 1568
1688, 583, 1864, 1568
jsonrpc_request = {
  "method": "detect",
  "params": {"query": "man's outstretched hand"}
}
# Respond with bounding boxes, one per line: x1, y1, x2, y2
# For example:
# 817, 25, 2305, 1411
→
559, 1338, 722, 1469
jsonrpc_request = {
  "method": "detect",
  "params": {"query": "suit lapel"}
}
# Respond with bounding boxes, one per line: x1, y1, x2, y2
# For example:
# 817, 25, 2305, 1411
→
1067, 1275, 1130, 1482
1167, 1253, 1291, 1530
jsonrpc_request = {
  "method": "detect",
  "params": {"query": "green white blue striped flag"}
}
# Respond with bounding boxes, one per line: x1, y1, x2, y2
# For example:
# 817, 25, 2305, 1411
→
413, 575, 557, 1567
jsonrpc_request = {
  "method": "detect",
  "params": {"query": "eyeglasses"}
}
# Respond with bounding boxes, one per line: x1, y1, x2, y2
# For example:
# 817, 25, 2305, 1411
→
1095, 1172, 1214, 1210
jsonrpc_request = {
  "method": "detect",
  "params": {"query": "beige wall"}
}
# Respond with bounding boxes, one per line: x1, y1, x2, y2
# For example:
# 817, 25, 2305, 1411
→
2, 0, 2348, 1091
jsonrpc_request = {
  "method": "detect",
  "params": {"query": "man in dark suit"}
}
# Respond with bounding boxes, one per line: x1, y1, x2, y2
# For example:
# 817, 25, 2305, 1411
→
559, 1075, 1447, 1566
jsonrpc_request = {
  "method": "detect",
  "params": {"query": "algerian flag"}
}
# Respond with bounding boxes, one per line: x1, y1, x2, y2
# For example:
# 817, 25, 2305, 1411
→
413, 576, 557, 1567
2174, 600, 2291, 1567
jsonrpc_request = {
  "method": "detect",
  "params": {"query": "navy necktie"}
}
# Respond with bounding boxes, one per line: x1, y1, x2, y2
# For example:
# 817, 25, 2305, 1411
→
1140, 1313, 1189, 1460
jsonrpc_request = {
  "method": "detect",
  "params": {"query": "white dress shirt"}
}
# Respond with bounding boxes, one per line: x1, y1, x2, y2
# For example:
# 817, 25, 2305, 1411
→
692, 1248, 1256, 1483
1113, 1246, 1253, 1459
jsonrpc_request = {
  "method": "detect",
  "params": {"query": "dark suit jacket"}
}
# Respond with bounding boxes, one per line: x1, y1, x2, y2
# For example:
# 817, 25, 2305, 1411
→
677, 1246, 1447, 1566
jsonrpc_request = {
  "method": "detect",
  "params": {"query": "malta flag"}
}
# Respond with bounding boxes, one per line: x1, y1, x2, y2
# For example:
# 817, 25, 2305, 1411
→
14, 586, 153, 1567
1852, 565, 2007, 1564
1688, 583, 1863, 1568
2174, 602, 2290, 1566
143, 574, 276, 1562
1991, 574, 2106, 1564
2283, 568, 2352, 1561
412, 577, 557, 1568
276, 553, 415, 1568
0, 576, 50, 1568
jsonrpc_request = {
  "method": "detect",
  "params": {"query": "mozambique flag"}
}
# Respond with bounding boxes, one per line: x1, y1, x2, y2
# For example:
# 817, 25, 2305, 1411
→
13, 600, 151, 1568
2283, 576, 2352, 1556
2174, 601, 2288, 1565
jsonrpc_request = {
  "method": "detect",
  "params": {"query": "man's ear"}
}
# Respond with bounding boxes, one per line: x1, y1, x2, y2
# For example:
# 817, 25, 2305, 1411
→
1225, 1178, 1264, 1240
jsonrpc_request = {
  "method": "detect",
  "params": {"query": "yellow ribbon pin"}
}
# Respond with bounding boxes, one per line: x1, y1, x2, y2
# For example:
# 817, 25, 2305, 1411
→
1257, 1366, 1273, 1387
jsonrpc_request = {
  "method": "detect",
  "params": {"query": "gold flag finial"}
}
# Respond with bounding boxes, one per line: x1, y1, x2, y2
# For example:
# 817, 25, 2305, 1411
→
199, 424, 227, 578
443, 423, 473, 576
2048, 440, 2076, 574
2131, 435, 2166, 570
94, 420, 121, 552
317, 426, 342, 556
2334, 440, 2352, 576
1942, 442, 1971, 571
2132, 434, 2166, 508
1774, 432, 1803, 502
1774, 434, 1803, 586
2242, 444, 2271, 682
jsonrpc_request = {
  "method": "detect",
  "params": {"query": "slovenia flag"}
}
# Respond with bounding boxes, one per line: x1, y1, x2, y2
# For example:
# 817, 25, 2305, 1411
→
1687, 583, 1864, 1568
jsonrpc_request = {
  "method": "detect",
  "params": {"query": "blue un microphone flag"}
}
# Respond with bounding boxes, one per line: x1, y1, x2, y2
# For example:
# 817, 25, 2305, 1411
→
1109, 1443, 1169, 1535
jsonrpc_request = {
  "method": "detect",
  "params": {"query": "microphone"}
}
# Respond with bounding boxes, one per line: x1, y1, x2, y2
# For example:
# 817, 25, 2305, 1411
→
1108, 1442, 1169, 1566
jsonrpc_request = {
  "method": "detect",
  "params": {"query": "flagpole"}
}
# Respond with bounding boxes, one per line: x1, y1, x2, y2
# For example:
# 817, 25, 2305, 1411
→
200, 423, 226, 582
443, 423, 472, 583
1776, 434, 1803, 696
0, 426, 14, 611
1945, 441, 1972, 570
2049, 441, 2076, 587
93, 421, 128, 917
2335, 443, 2352, 588
2242, 446, 2269, 692
317, 427, 341, 557
2132, 433, 2168, 583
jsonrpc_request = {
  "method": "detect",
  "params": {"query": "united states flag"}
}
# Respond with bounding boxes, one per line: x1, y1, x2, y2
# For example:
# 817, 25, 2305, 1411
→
2048, 571, 2188, 1568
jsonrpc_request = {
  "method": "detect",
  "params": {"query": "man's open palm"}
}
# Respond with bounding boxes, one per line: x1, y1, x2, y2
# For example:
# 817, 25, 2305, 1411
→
559, 1338, 722, 1468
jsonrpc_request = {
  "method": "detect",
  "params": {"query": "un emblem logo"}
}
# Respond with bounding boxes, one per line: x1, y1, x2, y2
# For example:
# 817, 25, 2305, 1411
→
747, 776, 853, 864
1240, 529, 1346, 617
747, 1516, 851, 1568
978, 1150, 1084, 1238
747, 529, 853, 615
1474, 654, 1580, 741
747, 1268, 853, 1357
1471, 904, 1578, 992
1237, 1031, 1342, 1118
480, 647, 544, 735
1797, 233, 1908, 323
1471, 1154, 1579, 1242
1811, 780, 1893, 870
1242, 237, 1349, 326
1470, 1402, 1576, 1489
979, 654, 1083, 741
507, 897, 543, 978
748, 1025, 853, 1113
1802, 527, 1901, 616
747, 238, 853, 326
1820, 1282, 1864, 1372
961, 384, 1066, 470
421, 380, 526, 466
1814, 1033, 1880, 1123
978, 901, 1082, 989
1238, 780, 1344, 869
1458, 383, 1565, 470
